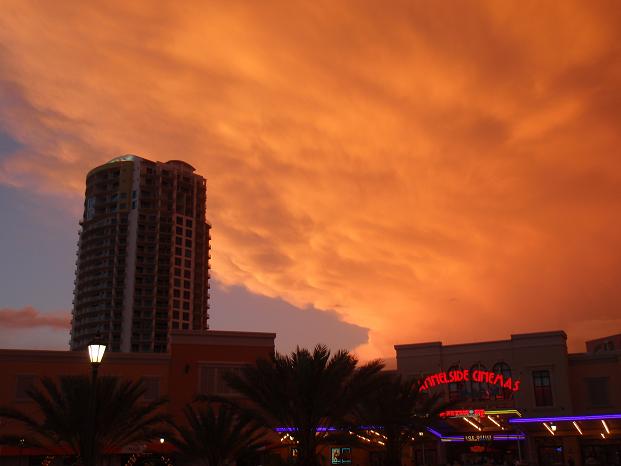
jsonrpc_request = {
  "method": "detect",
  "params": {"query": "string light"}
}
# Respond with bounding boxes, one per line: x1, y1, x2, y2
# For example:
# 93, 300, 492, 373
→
349, 430, 372, 443
369, 430, 387, 440
280, 433, 296, 442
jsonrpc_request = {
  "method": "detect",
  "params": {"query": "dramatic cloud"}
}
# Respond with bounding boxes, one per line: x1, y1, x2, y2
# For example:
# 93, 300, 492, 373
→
1, 1, 621, 357
0, 307, 70, 329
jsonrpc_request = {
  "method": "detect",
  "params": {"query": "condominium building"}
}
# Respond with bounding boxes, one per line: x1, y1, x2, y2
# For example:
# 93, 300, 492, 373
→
70, 155, 210, 353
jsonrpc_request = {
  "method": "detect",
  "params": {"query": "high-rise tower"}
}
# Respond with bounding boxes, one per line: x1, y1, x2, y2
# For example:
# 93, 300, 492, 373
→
70, 155, 210, 352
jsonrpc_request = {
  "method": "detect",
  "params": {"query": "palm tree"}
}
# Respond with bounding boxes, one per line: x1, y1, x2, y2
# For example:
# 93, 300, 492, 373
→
208, 345, 384, 466
354, 373, 446, 466
0, 375, 169, 466
169, 401, 267, 466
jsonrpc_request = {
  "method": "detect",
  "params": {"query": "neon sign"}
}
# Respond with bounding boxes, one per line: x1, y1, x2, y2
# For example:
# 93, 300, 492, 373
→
419, 369, 521, 392
440, 409, 486, 418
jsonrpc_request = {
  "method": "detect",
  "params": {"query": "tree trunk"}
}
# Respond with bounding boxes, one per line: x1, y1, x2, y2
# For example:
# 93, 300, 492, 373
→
384, 429, 402, 466
297, 432, 319, 466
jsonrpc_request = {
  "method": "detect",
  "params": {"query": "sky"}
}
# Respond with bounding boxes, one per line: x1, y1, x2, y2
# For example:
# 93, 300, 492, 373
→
1, 1, 621, 360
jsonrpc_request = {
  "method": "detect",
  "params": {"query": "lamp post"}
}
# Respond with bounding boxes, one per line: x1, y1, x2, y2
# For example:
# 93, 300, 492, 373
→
418, 432, 425, 465
87, 337, 106, 466
18, 438, 24, 466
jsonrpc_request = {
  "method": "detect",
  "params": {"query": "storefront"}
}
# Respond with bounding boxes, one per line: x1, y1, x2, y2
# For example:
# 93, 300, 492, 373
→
419, 409, 526, 465
510, 414, 621, 465
395, 330, 621, 465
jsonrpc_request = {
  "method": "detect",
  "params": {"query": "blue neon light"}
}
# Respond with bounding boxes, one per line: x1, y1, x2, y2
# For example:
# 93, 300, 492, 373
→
509, 413, 621, 424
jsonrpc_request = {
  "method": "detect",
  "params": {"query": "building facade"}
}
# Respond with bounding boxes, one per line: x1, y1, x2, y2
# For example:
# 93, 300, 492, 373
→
70, 155, 211, 353
395, 331, 621, 466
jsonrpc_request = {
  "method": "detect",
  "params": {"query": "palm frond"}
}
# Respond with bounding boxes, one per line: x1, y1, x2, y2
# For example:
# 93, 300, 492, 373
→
0, 374, 169, 464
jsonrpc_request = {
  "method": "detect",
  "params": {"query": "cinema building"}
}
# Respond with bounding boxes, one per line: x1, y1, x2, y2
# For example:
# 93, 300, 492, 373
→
396, 331, 621, 466
1, 329, 619, 466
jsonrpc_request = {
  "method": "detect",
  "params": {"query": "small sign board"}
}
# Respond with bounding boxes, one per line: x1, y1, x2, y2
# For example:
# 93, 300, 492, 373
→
465, 434, 493, 442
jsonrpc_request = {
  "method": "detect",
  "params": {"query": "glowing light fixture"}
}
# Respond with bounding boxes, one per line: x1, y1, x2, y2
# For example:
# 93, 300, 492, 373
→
488, 416, 501, 428
550, 424, 557, 432
486, 409, 522, 417
88, 342, 106, 365
602, 420, 610, 434
543, 423, 555, 435
463, 417, 482, 431
510, 413, 621, 423
601, 433, 606, 439
573, 421, 583, 435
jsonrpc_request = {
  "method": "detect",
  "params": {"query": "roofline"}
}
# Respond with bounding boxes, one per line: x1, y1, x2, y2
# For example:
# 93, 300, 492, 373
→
0, 348, 170, 363
395, 330, 567, 351
170, 330, 276, 347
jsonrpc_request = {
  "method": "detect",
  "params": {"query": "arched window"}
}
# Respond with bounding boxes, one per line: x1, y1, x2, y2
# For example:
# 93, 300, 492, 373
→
492, 362, 512, 400
470, 363, 489, 401
447, 365, 463, 402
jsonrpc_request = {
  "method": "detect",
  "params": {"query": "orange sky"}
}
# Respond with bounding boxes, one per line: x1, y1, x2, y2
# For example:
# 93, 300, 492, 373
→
1, 1, 621, 358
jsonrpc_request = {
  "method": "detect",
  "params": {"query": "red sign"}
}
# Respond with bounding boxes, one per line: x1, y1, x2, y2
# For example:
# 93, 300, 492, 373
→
440, 409, 486, 418
418, 369, 521, 392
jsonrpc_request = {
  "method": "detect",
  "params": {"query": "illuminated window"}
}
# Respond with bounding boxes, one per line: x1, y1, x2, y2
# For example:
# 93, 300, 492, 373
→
533, 370, 553, 406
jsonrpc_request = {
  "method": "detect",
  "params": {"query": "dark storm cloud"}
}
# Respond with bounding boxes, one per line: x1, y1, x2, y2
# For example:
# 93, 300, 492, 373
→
0, 1, 620, 357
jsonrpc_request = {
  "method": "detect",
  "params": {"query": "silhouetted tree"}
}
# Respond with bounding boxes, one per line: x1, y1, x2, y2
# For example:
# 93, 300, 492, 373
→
0, 375, 169, 466
354, 373, 446, 466
169, 401, 267, 466
207, 345, 384, 466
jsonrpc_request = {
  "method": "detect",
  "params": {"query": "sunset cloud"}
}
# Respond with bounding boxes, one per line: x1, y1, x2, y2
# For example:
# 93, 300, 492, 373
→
1, 1, 621, 357
0, 307, 70, 330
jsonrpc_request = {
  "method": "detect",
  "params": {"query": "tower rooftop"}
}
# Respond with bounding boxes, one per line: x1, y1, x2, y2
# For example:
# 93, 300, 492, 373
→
106, 154, 145, 164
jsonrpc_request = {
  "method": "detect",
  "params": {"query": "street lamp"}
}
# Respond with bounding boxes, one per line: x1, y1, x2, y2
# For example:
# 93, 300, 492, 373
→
88, 339, 106, 383
418, 432, 426, 465
86, 336, 106, 466
18, 438, 24, 466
